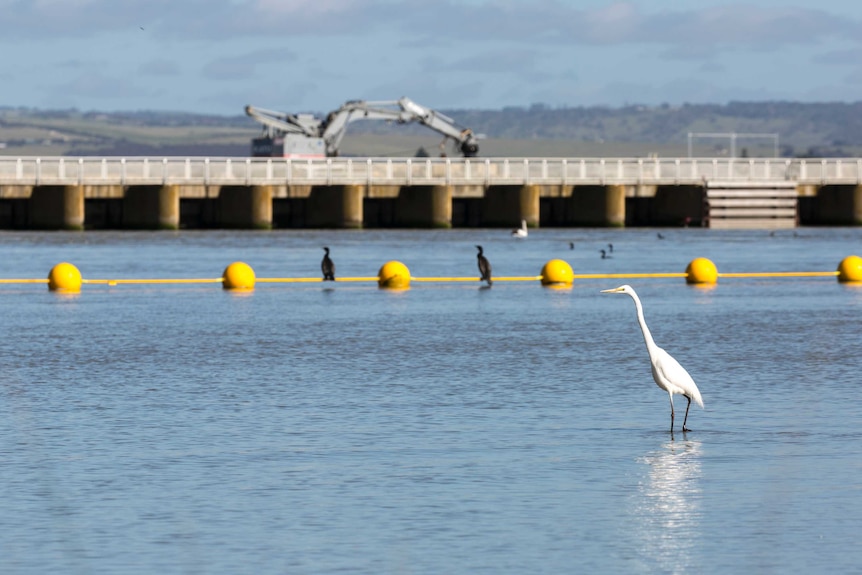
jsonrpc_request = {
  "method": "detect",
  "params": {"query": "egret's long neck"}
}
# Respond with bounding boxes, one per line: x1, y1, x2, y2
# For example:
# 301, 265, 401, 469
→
630, 293, 657, 352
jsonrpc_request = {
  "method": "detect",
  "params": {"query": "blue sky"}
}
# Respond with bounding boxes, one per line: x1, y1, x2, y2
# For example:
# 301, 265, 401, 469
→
2, 0, 862, 115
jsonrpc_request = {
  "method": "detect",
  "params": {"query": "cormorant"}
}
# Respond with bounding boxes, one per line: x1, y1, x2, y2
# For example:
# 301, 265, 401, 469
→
476, 245, 493, 286
321, 246, 335, 281
600, 249, 611, 259
608, 243, 614, 253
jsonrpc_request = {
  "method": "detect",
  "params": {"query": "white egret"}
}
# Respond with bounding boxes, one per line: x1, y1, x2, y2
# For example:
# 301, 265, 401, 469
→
511, 219, 528, 238
601, 285, 704, 432
321, 246, 335, 281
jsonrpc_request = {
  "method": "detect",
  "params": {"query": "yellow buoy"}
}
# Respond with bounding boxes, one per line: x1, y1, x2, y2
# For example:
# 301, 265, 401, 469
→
48, 262, 82, 293
837, 255, 862, 282
222, 261, 256, 290
377, 261, 410, 289
540, 259, 574, 286
686, 257, 718, 285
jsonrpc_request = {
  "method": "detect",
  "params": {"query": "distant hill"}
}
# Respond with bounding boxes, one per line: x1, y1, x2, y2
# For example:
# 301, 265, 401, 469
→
353, 101, 862, 157
1, 101, 861, 157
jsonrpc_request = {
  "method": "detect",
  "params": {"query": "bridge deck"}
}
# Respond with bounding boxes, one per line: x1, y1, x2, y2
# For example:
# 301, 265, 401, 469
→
0, 157, 859, 188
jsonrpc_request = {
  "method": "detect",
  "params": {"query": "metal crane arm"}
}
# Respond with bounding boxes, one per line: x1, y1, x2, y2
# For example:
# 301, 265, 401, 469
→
320, 98, 479, 157
244, 105, 320, 137
245, 97, 479, 157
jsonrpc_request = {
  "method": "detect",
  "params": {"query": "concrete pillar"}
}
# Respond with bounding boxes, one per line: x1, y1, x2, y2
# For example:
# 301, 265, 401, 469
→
250, 185, 273, 229
520, 184, 540, 227
160, 185, 181, 229
307, 185, 364, 228
394, 185, 452, 228
604, 185, 626, 227
29, 185, 84, 230
570, 185, 626, 227
218, 185, 273, 229
123, 185, 180, 229
481, 184, 540, 227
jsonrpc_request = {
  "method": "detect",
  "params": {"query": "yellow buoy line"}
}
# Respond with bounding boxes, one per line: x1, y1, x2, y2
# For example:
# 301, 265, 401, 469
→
5, 255, 861, 293
411, 276, 544, 282
716, 271, 839, 278
257, 277, 379, 283
83, 278, 224, 285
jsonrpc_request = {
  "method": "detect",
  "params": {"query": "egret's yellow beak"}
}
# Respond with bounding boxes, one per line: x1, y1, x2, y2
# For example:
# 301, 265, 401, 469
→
601, 286, 625, 293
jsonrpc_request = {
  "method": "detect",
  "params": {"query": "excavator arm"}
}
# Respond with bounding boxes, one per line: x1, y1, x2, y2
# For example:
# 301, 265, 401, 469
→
320, 98, 479, 157
245, 98, 480, 157
396, 98, 479, 157
244, 105, 321, 137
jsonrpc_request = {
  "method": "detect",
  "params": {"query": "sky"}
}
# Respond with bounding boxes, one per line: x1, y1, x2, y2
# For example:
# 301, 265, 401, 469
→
2, 0, 862, 115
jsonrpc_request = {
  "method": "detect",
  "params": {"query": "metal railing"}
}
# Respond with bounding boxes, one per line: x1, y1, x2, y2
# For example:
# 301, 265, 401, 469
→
1, 156, 860, 187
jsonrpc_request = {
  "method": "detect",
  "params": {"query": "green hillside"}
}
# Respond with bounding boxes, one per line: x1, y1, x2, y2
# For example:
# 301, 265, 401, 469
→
1, 101, 860, 158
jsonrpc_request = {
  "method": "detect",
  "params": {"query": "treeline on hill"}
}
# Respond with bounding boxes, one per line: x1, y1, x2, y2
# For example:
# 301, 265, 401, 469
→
1, 101, 861, 157
353, 101, 862, 157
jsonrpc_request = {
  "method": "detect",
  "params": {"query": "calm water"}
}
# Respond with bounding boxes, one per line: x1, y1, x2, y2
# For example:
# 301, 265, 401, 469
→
1, 228, 862, 574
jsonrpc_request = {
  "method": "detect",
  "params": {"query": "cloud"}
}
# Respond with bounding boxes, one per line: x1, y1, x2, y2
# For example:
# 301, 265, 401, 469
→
578, 76, 794, 107
32, 71, 156, 109
444, 50, 555, 84
627, 4, 851, 50
0, 0, 179, 37
201, 48, 297, 81
0, 0, 856, 55
364, 75, 488, 110
54, 71, 145, 99
447, 50, 543, 74
55, 58, 99, 69
813, 48, 862, 65
810, 48, 862, 85
139, 58, 181, 77
203, 79, 320, 112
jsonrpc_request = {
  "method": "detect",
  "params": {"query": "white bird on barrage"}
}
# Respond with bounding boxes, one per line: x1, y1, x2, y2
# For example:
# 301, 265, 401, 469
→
601, 285, 704, 432
511, 219, 528, 238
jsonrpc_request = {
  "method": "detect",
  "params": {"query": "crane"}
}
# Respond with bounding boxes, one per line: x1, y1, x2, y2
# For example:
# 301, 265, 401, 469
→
245, 97, 480, 158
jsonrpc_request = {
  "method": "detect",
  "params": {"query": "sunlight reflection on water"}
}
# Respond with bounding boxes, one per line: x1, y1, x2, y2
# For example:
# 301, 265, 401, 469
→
634, 438, 702, 574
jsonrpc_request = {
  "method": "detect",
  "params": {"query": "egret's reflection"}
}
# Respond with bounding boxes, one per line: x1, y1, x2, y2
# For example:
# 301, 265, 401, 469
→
634, 436, 702, 573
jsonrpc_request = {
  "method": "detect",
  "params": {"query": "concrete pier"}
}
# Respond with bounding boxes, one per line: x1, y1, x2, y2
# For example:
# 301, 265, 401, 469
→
569, 185, 626, 227
482, 184, 539, 227
123, 185, 180, 229
250, 185, 273, 229
307, 185, 364, 228
29, 185, 84, 230
218, 185, 273, 229
395, 185, 452, 228
1, 179, 862, 229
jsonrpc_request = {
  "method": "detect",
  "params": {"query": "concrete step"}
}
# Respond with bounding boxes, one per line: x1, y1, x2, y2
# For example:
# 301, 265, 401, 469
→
705, 180, 797, 189
705, 180, 797, 228
706, 189, 798, 198
708, 198, 797, 208
709, 218, 798, 229
708, 207, 797, 218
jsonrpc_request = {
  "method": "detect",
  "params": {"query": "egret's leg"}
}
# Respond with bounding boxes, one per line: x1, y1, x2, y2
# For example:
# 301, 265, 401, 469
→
668, 393, 675, 432
682, 396, 692, 432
